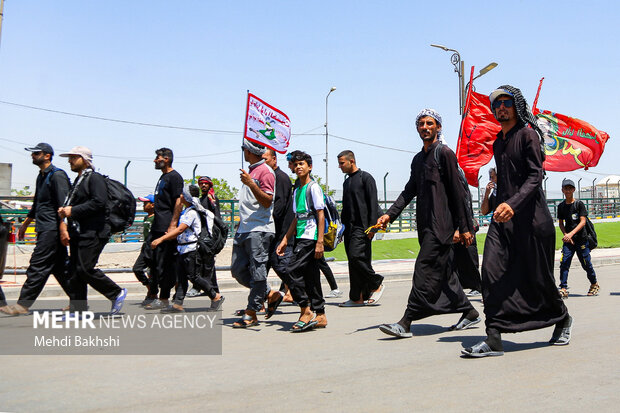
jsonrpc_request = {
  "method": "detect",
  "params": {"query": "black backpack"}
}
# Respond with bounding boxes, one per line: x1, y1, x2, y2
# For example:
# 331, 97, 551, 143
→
434, 142, 479, 233
83, 173, 136, 234
583, 211, 598, 250
192, 206, 228, 258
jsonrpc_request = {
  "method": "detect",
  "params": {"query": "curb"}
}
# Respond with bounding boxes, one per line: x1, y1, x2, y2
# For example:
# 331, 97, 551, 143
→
2, 255, 619, 300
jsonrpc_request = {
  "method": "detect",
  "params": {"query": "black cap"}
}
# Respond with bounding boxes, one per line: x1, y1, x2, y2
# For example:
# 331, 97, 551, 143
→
562, 178, 576, 188
25, 142, 54, 155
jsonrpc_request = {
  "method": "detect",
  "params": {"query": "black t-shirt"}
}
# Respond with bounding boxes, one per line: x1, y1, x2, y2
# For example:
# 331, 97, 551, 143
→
557, 200, 587, 243
153, 170, 184, 233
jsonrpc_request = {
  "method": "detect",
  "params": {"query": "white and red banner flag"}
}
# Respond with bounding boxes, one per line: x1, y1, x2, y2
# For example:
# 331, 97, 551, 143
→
244, 93, 291, 153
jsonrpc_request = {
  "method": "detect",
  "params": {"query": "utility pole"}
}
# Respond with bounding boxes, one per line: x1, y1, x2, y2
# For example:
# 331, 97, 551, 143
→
0, 0, 5, 51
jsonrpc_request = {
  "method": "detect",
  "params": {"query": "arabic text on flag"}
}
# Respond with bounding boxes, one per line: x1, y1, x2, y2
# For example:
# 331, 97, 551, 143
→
244, 93, 291, 153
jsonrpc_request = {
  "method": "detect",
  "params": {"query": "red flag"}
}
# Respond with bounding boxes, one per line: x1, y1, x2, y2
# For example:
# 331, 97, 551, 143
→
456, 90, 501, 186
535, 108, 610, 171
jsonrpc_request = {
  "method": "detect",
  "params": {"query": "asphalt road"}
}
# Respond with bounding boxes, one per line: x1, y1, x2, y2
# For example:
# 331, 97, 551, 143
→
1, 265, 619, 412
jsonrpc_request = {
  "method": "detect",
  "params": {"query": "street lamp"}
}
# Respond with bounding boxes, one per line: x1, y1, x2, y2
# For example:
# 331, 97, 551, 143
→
430, 44, 497, 115
430, 44, 464, 114
325, 86, 336, 191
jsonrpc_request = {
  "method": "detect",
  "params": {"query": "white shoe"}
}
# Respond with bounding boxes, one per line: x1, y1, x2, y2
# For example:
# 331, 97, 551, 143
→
324, 289, 342, 298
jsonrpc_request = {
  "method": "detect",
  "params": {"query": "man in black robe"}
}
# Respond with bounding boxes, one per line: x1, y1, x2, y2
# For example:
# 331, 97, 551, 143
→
461, 85, 572, 358
376, 109, 480, 338
337, 150, 384, 306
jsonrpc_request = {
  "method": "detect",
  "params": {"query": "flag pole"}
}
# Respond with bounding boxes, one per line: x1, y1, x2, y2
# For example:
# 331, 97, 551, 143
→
456, 66, 476, 160
532, 77, 545, 112
241, 90, 249, 170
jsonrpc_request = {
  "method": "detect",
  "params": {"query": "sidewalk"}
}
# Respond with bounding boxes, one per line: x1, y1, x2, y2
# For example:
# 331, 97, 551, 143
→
2, 246, 619, 299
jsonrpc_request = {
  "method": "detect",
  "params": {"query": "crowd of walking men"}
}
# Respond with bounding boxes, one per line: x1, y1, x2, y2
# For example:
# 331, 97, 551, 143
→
2, 84, 595, 357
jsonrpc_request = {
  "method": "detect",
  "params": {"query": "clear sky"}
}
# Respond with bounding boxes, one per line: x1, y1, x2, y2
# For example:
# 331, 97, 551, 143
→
0, 0, 618, 200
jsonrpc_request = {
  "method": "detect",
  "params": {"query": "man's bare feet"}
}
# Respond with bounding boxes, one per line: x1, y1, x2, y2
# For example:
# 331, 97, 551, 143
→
313, 313, 328, 328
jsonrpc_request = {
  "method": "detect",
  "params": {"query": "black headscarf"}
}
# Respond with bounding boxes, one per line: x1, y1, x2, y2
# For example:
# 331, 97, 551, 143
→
493, 84, 546, 162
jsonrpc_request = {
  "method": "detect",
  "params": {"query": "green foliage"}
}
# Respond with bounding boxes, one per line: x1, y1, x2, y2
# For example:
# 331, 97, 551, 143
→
11, 186, 32, 196
183, 177, 238, 201
212, 177, 238, 200
287, 173, 336, 197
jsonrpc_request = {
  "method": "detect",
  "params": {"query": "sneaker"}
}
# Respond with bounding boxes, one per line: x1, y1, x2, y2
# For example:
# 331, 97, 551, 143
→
324, 289, 343, 298
466, 290, 481, 297
140, 297, 155, 307
559, 288, 568, 299
549, 315, 573, 345
186, 288, 207, 298
144, 299, 168, 310
110, 288, 128, 315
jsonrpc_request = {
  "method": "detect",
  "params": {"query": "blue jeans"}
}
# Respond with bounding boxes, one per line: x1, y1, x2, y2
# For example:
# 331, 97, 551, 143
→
559, 240, 597, 288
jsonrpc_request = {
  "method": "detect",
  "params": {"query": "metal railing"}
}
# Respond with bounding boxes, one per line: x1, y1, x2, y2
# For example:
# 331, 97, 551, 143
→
2, 196, 620, 243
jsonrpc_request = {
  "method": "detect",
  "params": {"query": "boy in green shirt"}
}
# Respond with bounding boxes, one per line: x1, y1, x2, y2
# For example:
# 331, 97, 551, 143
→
277, 151, 327, 332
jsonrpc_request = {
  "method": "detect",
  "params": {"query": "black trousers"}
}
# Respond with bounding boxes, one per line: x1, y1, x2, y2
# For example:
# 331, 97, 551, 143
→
288, 238, 325, 314
68, 235, 121, 311
453, 239, 481, 291
17, 230, 72, 308
0, 285, 6, 307
344, 226, 383, 301
404, 232, 474, 321
318, 257, 338, 291
189, 253, 219, 300
269, 238, 292, 288
132, 239, 159, 296
150, 231, 177, 300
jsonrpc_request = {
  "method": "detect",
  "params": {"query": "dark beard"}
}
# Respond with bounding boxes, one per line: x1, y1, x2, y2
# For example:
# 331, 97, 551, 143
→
32, 157, 45, 166
154, 161, 165, 170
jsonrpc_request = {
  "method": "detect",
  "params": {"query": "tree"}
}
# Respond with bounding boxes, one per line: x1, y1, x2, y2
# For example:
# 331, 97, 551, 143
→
11, 186, 32, 196
287, 174, 335, 197
184, 177, 238, 200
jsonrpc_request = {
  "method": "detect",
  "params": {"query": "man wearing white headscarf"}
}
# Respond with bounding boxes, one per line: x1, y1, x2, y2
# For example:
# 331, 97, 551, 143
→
375, 109, 480, 339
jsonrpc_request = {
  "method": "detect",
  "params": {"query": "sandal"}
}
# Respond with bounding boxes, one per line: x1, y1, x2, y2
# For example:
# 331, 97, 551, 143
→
587, 283, 600, 296
265, 294, 284, 319
559, 288, 568, 299
290, 319, 318, 333
232, 314, 259, 329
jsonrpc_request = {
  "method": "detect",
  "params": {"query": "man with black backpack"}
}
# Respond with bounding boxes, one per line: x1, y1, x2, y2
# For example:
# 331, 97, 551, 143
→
58, 146, 127, 316
2, 143, 73, 316
557, 178, 599, 298
376, 109, 480, 339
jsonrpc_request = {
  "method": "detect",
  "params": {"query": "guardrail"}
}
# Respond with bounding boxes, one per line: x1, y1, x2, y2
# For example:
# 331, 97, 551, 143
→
3, 196, 619, 244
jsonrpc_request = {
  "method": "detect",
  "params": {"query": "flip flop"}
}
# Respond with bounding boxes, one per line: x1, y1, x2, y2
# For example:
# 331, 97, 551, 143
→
379, 323, 412, 338
450, 316, 481, 331
290, 319, 318, 333
232, 314, 259, 329
461, 341, 504, 358
209, 296, 225, 312
369, 284, 386, 304
339, 300, 365, 308
265, 294, 284, 319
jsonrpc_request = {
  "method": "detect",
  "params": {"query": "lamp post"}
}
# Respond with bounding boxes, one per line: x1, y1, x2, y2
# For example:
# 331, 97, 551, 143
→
325, 86, 336, 191
578, 178, 582, 199
124, 161, 131, 187
383, 172, 389, 210
430, 44, 497, 115
192, 164, 198, 184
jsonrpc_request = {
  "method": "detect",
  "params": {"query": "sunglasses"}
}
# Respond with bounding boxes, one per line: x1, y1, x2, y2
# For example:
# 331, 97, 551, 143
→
492, 99, 514, 110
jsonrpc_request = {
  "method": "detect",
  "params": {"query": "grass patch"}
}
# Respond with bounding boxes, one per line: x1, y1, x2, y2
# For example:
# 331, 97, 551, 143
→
325, 221, 620, 261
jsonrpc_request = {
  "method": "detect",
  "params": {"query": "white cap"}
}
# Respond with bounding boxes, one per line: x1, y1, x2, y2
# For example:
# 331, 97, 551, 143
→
59, 146, 93, 163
